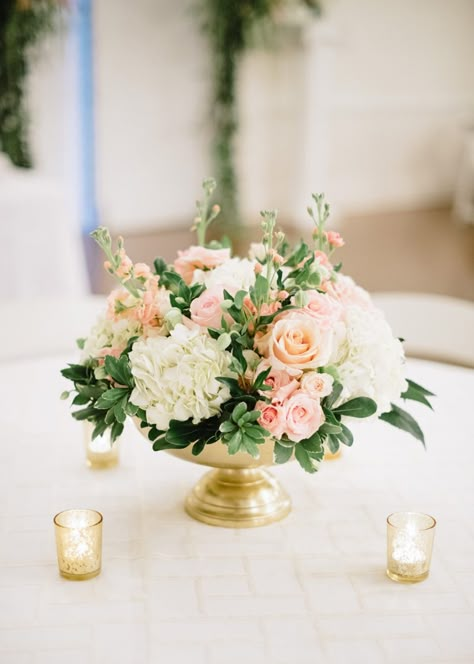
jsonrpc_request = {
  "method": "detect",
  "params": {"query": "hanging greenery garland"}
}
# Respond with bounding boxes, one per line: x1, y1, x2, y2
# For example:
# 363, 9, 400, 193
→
200, 0, 320, 226
0, 0, 62, 168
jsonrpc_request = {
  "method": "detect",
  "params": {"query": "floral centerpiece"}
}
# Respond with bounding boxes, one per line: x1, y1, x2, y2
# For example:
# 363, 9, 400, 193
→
61, 179, 433, 525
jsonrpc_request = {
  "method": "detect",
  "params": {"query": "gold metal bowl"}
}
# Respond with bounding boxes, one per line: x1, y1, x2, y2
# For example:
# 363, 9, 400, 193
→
135, 421, 291, 528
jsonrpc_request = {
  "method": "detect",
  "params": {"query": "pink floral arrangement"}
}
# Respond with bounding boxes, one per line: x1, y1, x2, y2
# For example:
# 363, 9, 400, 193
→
61, 179, 433, 473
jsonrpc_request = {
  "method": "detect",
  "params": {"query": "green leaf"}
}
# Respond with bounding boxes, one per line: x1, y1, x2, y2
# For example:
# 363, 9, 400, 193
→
334, 397, 377, 418
401, 379, 434, 409
60, 390, 70, 400
153, 256, 168, 277
95, 387, 130, 410
231, 402, 247, 423
294, 444, 319, 474
227, 430, 243, 454
243, 438, 260, 458
380, 404, 425, 446
324, 382, 343, 409
319, 422, 343, 435
192, 440, 206, 456
104, 355, 133, 388
72, 405, 100, 421
404, 379, 435, 397
336, 422, 354, 447
274, 441, 293, 464
61, 364, 90, 382
72, 393, 90, 406
300, 432, 323, 455
216, 376, 242, 395
326, 436, 340, 454
219, 420, 235, 434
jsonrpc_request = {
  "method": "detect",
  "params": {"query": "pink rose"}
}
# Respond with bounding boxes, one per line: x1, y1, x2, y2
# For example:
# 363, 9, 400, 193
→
174, 246, 231, 285
283, 391, 324, 442
269, 312, 333, 373
324, 274, 373, 310
300, 371, 334, 398
257, 401, 285, 439
293, 290, 342, 330
256, 359, 300, 402
190, 287, 229, 329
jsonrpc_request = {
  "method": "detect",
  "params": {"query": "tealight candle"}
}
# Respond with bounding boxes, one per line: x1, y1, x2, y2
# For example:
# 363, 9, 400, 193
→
386, 511, 436, 583
84, 422, 120, 469
54, 509, 103, 580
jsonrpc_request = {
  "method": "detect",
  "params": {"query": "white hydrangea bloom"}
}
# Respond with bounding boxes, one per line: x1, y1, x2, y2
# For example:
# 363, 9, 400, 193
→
193, 257, 256, 292
82, 317, 142, 361
129, 324, 233, 429
335, 306, 407, 415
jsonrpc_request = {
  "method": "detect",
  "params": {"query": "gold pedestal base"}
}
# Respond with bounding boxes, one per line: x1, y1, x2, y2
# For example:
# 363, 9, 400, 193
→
185, 467, 291, 528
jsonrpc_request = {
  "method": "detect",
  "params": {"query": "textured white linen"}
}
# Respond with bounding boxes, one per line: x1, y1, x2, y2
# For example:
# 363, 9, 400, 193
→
0, 356, 473, 662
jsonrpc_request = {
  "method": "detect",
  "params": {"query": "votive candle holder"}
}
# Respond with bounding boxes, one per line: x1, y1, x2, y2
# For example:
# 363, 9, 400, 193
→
386, 511, 436, 583
54, 509, 103, 580
84, 421, 120, 469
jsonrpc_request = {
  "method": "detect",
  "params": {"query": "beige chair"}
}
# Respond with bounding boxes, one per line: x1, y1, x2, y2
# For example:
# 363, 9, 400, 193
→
372, 292, 474, 368
0, 295, 106, 363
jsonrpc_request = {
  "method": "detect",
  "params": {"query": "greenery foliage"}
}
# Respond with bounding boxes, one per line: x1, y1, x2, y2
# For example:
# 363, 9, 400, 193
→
199, 0, 320, 225
0, 0, 62, 167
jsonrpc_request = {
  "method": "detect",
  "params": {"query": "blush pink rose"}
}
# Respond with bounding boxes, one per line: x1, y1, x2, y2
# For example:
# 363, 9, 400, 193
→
300, 371, 334, 398
256, 359, 300, 402
324, 274, 373, 310
293, 290, 342, 330
190, 287, 230, 329
269, 312, 333, 373
283, 391, 324, 443
257, 401, 285, 439
174, 246, 231, 284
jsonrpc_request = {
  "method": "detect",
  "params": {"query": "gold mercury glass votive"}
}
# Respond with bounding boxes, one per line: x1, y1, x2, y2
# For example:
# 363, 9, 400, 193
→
387, 511, 436, 583
84, 421, 120, 468
54, 509, 103, 580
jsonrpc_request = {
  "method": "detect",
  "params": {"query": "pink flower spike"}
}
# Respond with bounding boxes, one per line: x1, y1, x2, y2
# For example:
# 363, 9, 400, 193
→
326, 231, 345, 248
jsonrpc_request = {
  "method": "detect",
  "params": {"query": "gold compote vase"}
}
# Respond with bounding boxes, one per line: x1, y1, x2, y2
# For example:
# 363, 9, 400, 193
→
136, 423, 291, 528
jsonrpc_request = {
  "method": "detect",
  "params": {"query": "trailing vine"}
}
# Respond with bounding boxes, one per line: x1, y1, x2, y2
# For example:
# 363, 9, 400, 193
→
0, 0, 62, 168
200, 0, 320, 226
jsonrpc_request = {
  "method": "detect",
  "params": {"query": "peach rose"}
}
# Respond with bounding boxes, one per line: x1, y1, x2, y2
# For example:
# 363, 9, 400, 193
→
190, 287, 230, 329
257, 401, 285, 439
269, 312, 333, 373
134, 262, 153, 279
300, 371, 334, 398
283, 391, 324, 442
174, 246, 231, 284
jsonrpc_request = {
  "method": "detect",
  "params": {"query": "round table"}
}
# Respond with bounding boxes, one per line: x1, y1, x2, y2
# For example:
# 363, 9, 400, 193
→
0, 356, 473, 663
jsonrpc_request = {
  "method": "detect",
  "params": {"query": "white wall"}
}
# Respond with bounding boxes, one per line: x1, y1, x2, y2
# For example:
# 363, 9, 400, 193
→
93, 0, 212, 233
320, 0, 474, 217
28, 0, 474, 232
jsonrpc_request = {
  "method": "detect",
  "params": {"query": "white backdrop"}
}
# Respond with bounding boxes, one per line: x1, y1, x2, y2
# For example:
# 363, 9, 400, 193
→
27, 0, 474, 232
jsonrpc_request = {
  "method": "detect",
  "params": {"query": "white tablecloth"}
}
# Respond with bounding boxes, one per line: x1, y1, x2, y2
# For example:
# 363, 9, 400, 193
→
0, 356, 473, 663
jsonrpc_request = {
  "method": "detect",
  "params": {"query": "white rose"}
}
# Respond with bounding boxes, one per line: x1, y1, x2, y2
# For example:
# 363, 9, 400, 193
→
129, 324, 233, 429
300, 371, 334, 398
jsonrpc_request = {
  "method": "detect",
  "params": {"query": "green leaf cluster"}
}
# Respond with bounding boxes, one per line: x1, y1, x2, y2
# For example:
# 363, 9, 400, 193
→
219, 402, 267, 457
61, 354, 136, 443
160, 270, 205, 317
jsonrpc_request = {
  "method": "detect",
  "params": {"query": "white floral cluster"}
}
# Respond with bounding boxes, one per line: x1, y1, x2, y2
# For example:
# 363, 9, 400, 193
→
129, 324, 233, 429
81, 317, 142, 362
336, 305, 408, 415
